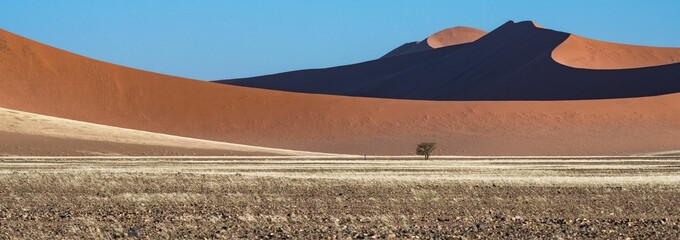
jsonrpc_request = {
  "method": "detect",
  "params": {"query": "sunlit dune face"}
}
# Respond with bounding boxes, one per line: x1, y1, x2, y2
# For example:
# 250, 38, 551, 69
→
552, 34, 680, 69
4, 26, 680, 156
426, 26, 487, 48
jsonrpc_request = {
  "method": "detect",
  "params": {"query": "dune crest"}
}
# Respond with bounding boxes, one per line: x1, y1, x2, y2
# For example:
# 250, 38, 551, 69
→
425, 26, 487, 48
552, 34, 680, 69
381, 26, 486, 58
225, 21, 680, 100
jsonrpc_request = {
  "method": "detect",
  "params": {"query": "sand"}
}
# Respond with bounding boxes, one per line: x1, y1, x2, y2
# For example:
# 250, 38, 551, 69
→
225, 21, 680, 101
382, 26, 486, 58
0, 131, 260, 156
2, 24, 680, 155
553, 34, 680, 69
0, 107, 335, 156
426, 26, 487, 48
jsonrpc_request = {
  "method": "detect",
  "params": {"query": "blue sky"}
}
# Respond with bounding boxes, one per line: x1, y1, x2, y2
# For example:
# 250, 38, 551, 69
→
1, 1, 679, 80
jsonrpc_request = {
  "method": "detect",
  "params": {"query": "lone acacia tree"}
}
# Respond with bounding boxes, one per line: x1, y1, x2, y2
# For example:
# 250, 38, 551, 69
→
416, 142, 436, 159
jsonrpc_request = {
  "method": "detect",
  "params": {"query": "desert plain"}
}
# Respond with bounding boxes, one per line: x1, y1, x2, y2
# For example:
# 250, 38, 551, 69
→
1, 156, 680, 239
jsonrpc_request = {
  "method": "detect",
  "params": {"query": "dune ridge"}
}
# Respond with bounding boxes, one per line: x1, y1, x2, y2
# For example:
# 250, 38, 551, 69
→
426, 26, 487, 48
381, 26, 486, 58
2, 24, 680, 155
223, 21, 680, 100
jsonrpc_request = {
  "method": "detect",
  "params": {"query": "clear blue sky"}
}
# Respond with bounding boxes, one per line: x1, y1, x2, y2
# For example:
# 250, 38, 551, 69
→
1, 1, 679, 80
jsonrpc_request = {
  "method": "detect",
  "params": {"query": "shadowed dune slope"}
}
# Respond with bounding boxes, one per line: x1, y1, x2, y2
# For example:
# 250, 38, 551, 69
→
221, 21, 680, 100
553, 35, 680, 69
2, 26, 680, 155
382, 26, 486, 58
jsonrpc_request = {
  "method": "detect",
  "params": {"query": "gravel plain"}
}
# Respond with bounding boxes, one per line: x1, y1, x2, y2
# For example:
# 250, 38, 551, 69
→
1, 157, 679, 239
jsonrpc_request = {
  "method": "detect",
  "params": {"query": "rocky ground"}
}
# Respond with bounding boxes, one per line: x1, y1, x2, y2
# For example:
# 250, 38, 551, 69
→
0, 158, 679, 239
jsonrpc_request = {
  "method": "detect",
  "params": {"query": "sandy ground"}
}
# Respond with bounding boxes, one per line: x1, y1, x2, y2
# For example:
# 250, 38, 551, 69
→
1, 157, 679, 238
0, 107, 338, 156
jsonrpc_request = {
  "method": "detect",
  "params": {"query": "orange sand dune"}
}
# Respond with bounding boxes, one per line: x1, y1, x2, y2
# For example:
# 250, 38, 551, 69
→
2, 28, 680, 155
426, 26, 487, 48
381, 26, 486, 58
226, 20, 680, 101
553, 34, 680, 69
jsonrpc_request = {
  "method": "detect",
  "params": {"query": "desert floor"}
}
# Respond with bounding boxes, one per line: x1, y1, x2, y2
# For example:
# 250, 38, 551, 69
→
1, 157, 679, 239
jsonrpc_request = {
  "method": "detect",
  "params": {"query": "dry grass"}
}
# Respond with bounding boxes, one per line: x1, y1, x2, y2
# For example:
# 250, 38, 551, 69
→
1, 157, 679, 239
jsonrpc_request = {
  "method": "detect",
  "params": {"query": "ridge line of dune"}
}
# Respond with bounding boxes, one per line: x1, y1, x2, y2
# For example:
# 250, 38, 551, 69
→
425, 26, 487, 48
381, 26, 486, 58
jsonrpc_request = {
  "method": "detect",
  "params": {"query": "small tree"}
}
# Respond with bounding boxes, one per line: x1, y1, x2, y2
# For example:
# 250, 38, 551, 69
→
416, 142, 436, 159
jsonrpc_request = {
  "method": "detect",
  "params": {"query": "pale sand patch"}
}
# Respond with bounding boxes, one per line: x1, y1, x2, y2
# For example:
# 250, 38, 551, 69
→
0, 107, 343, 156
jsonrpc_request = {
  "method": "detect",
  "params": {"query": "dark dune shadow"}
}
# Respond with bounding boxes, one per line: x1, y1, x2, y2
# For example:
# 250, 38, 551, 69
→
381, 39, 432, 58
218, 21, 680, 101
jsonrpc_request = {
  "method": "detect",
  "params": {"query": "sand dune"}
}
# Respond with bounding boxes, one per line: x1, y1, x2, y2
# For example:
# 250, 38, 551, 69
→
426, 26, 487, 48
0, 107, 331, 156
224, 21, 680, 100
2, 24, 680, 155
553, 34, 680, 69
381, 26, 486, 58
